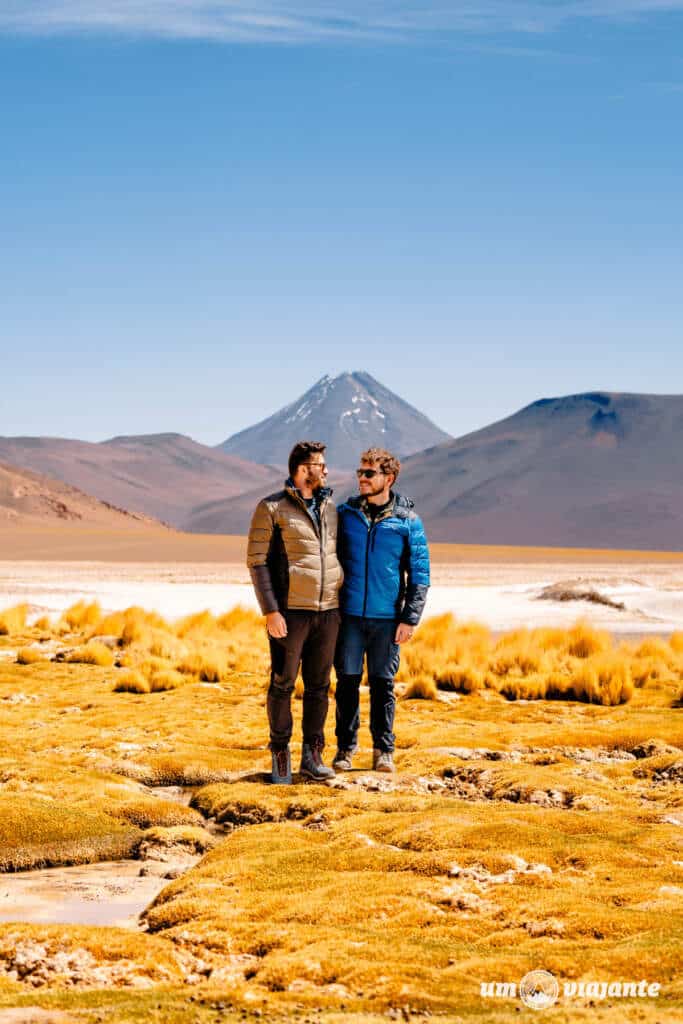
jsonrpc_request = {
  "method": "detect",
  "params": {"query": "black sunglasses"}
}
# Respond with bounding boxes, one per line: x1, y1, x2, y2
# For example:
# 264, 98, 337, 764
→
356, 468, 383, 479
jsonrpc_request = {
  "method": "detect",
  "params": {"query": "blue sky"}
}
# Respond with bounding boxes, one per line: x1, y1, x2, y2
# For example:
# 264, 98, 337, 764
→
1, 2, 681, 445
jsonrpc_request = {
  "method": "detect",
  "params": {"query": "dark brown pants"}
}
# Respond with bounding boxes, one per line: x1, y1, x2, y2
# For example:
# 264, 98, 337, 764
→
267, 608, 340, 751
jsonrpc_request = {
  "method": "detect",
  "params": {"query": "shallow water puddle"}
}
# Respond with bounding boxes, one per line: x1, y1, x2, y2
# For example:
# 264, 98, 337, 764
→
0, 860, 170, 929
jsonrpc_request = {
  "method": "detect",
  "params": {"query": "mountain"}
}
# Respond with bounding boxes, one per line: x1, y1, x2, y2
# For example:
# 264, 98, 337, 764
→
182, 469, 355, 535
216, 371, 451, 471
0, 434, 281, 528
397, 391, 683, 549
0, 459, 162, 528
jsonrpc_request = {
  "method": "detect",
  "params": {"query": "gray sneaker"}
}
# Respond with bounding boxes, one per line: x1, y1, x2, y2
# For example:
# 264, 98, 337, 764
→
373, 749, 395, 773
332, 749, 354, 771
300, 740, 335, 781
271, 748, 292, 785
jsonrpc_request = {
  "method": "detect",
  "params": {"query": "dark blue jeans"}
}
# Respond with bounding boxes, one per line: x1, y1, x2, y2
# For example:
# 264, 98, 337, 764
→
334, 615, 400, 754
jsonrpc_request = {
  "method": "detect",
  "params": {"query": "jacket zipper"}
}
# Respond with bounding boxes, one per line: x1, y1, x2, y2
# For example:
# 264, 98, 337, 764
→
360, 503, 394, 617
362, 519, 375, 617
318, 500, 326, 608
287, 487, 327, 611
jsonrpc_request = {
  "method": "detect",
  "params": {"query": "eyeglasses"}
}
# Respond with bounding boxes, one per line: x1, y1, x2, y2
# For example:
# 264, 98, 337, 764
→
356, 468, 383, 479
302, 462, 327, 471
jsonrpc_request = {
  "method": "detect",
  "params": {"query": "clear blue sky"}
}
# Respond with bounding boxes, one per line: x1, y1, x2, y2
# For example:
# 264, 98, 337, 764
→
1, 2, 681, 445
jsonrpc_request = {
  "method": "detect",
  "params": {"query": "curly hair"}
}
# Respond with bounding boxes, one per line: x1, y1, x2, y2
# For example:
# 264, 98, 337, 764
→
360, 447, 401, 481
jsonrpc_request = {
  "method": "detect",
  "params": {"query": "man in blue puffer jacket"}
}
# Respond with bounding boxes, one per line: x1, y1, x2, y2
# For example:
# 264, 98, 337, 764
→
333, 447, 430, 773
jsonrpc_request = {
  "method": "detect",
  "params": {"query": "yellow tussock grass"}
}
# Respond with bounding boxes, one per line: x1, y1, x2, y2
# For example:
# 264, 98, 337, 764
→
66, 641, 115, 667
0, 603, 28, 636
58, 600, 103, 632
176, 649, 227, 682
402, 674, 439, 700
566, 621, 611, 658
435, 662, 485, 693
113, 669, 150, 693
16, 647, 46, 665
149, 668, 187, 692
669, 631, 683, 654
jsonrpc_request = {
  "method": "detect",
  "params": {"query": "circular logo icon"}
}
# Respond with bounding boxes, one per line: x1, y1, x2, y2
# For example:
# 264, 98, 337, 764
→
519, 970, 560, 1010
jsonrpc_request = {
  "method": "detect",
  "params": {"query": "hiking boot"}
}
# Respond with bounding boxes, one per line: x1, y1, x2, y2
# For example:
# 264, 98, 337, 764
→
373, 748, 395, 773
332, 748, 355, 771
300, 740, 335, 781
271, 747, 292, 785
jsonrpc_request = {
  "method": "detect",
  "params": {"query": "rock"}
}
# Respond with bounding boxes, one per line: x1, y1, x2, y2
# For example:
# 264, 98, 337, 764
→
658, 885, 683, 897
524, 918, 565, 938
528, 789, 555, 808
439, 885, 499, 914
631, 739, 681, 759
303, 812, 328, 831
0, 941, 169, 988
88, 635, 121, 649
652, 761, 683, 784
572, 794, 610, 812
136, 826, 215, 864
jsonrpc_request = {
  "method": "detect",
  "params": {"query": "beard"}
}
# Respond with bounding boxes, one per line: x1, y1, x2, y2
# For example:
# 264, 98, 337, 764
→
361, 481, 386, 499
306, 472, 324, 491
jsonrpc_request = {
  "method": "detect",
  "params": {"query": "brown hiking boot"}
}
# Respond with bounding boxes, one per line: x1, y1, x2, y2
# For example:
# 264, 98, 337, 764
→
300, 739, 335, 780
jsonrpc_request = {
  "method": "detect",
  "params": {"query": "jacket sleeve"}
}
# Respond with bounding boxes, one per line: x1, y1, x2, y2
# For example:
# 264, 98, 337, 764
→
246, 500, 279, 615
400, 514, 430, 626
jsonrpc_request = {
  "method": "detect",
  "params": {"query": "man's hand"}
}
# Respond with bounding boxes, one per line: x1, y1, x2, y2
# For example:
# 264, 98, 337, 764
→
395, 623, 415, 644
266, 611, 288, 639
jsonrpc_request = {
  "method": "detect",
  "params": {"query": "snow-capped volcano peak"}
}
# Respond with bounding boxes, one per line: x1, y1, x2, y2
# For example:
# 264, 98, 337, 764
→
217, 371, 451, 471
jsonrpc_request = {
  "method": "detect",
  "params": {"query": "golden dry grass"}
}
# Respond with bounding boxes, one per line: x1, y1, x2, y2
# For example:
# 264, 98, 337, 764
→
0, 603, 28, 636
1, 600, 683, 1021
66, 641, 115, 668
16, 647, 46, 666
394, 617, 657, 706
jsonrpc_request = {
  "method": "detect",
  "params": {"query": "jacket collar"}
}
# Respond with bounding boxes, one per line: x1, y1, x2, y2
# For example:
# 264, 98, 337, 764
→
345, 491, 413, 520
285, 478, 333, 504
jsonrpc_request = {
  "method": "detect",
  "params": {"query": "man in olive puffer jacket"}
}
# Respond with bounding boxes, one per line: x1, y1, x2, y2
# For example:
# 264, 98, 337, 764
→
247, 440, 343, 784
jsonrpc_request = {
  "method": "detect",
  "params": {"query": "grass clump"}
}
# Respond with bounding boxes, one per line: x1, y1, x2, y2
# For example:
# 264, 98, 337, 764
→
109, 799, 204, 830
402, 674, 439, 701
16, 647, 46, 666
0, 796, 138, 871
66, 641, 115, 667
0, 604, 28, 636
113, 669, 149, 693
58, 600, 103, 633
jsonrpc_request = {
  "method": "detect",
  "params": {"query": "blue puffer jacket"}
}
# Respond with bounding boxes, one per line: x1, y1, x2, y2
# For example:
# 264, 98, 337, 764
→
337, 493, 430, 624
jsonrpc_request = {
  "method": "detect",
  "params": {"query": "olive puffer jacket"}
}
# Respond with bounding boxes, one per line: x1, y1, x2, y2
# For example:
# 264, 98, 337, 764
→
247, 483, 344, 615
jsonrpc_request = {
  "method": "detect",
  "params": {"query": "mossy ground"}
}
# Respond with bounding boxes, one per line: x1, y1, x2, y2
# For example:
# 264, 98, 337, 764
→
1, 603, 682, 1022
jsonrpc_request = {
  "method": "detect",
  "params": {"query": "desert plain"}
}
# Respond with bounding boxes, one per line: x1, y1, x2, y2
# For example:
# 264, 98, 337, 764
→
0, 525, 682, 1023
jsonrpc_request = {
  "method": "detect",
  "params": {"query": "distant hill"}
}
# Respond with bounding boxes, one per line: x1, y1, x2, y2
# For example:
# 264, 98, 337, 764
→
182, 471, 355, 535
0, 434, 281, 528
0, 460, 162, 528
397, 392, 683, 550
217, 371, 451, 471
